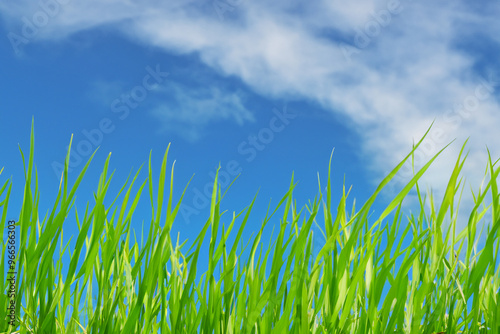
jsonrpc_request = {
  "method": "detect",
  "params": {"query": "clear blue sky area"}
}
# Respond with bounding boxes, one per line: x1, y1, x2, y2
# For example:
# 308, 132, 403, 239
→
1, 0, 499, 268
0, 23, 374, 254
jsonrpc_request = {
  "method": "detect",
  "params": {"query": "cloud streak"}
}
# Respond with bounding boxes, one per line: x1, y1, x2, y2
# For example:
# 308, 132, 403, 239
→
151, 82, 254, 142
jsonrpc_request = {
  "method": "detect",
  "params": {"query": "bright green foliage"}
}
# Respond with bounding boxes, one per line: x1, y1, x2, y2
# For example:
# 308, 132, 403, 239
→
1, 121, 499, 333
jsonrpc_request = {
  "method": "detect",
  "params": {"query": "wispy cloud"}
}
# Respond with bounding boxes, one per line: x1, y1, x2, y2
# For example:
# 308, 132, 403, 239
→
151, 82, 254, 142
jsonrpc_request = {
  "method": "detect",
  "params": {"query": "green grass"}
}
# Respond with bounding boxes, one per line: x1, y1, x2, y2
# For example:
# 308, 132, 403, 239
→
1, 121, 499, 333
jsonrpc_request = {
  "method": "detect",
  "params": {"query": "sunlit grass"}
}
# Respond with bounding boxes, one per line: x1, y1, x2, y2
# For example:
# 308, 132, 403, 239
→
1, 121, 499, 333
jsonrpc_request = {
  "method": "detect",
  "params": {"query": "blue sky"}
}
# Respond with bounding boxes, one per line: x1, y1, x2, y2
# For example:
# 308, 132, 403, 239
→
0, 0, 499, 253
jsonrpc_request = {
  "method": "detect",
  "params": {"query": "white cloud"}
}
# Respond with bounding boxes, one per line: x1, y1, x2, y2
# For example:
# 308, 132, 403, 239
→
150, 82, 254, 142
87, 80, 128, 106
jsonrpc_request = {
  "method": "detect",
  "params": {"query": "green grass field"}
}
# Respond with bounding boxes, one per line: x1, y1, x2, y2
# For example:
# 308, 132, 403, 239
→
1, 122, 499, 333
